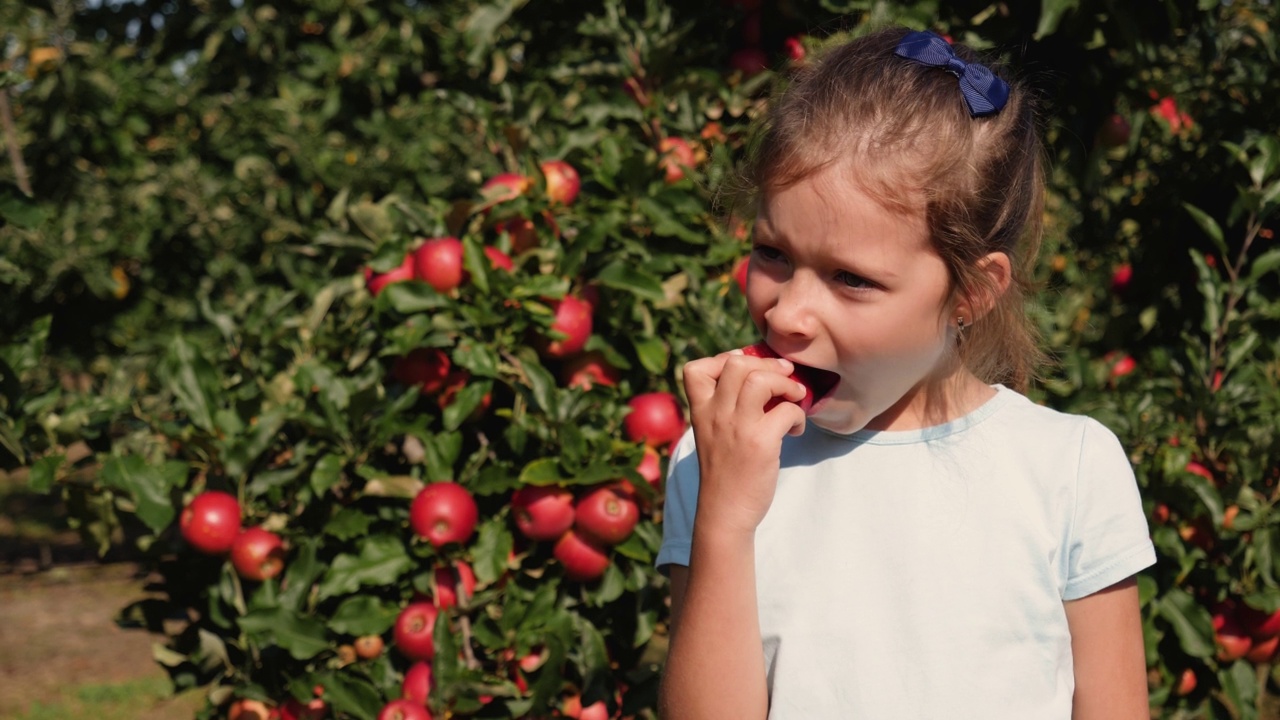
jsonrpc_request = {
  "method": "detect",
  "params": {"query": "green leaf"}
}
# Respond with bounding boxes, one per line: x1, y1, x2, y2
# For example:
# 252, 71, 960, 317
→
1155, 587, 1215, 658
29, 454, 64, 493
160, 336, 221, 433
613, 532, 652, 563
443, 379, 493, 431
1034, 0, 1079, 39
323, 507, 375, 541
328, 595, 400, 636
517, 357, 558, 414
1247, 247, 1280, 283
383, 282, 450, 313
0, 182, 48, 228
309, 671, 381, 720
317, 535, 414, 600
633, 336, 670, 374
278, 539, 324, 611
519, 458, 566, 486
1182, 203, 1229, 259
472, 518, 514, 585
637, 198, 706, 244
595, 261, 666, 303
238, 607, 329, 660
99, 455, 182, 533
310, 453, 345, 496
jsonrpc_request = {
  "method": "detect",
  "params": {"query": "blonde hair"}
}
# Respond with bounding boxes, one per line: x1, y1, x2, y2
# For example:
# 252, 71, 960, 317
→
741, 26, 1048, 391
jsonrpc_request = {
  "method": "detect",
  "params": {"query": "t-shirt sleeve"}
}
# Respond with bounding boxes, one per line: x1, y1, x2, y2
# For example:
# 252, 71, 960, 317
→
1061, 419, 1157, 600
655, 427, 700, 574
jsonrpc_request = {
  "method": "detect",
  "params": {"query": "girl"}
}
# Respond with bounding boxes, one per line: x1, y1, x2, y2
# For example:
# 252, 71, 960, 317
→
656, 26, 1155, 719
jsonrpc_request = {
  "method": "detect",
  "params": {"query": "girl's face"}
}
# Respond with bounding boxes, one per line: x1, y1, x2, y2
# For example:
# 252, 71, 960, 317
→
747, 163, 960, 435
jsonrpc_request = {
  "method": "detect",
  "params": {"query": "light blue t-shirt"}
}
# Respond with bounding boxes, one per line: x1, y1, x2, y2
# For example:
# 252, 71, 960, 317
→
657, 385, 1156, 719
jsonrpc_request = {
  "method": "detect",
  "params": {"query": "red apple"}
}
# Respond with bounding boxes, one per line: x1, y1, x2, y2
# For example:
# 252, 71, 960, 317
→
729, 48, 769, 76
412, 237, 464, 293
511, 485, 576, 541
518, 645, 547, 673
180, 491, 242, 555
1174, 668, 1196, 696
784, 35, 806, 62
1215, 613, 1253, 662
574, 484, 640, 546
538, 295, 593, 359
742, 342, 815, 413
366, 253, 416, 296
562, 351, 621, 390
378, 699, 432, 720
624, 392, 686, 448
1246, 634, 1279, 663
496, 216, 538, 253
230, 527, 285, 582
540, 160, 581, 205
554, 529, 610, 582
228, 698, 272, 720
483, 245, 514, 272
658, 137, 696, 183
1107, 352, 1137, 378
1243, 606, 1280, 640
393, 348, 452, 396
1186, 461, 1215, 484
279, 696, 326, 720
482, 173, 531, 203
1110, 263, 1133, 294
1098, 113, 1131, 147
401, 660, 435, 704
579, 700, 609, 720
394, 602, 440, 661
410, 482, 479, 547
636, 446, 662, 489
433, 560, 477, 609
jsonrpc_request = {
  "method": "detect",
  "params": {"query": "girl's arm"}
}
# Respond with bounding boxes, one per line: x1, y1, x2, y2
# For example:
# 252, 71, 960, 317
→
659, 536, 768, 720
658, 352, 807, 720
1064, 576, 1149, 720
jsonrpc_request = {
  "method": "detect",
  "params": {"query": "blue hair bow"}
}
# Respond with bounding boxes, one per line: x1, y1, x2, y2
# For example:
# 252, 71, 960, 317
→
893, 30, 1010, 117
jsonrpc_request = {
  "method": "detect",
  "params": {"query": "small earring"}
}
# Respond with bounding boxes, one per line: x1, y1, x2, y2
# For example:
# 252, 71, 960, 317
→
956, 316, 966, 330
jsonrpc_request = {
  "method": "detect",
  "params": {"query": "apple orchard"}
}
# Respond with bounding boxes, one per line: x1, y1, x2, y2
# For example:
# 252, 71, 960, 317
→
3, 1, 1280, 719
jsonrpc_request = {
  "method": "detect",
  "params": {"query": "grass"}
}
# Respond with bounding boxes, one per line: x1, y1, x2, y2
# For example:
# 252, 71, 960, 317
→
9, 675, 203, 720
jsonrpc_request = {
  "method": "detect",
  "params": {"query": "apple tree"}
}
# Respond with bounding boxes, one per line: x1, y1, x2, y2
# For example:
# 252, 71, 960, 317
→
2, 0, 1280, 718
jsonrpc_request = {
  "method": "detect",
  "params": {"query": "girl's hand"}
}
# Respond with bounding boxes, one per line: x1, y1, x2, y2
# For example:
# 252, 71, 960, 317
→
681, 350, 808, 536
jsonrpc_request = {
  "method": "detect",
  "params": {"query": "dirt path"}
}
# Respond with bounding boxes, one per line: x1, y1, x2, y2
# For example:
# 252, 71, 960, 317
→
0, 562, 203, 720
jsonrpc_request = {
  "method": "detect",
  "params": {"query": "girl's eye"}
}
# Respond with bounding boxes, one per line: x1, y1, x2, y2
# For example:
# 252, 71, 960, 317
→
752, 245, 784, 263
836, 270, 872, 290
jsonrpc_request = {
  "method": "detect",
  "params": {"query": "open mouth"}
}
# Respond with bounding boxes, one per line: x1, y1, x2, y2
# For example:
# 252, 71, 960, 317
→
742, 343, 841, 414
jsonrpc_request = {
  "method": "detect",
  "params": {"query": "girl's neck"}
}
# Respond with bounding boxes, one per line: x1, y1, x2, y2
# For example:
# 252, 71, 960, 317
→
862, 366, 996, 432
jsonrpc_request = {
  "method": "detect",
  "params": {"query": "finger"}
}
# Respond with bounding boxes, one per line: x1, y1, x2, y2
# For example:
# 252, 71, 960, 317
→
715, 353, 793, 407
681, 356, 728, 409
768, 402, 808, 437
734, 371, 808, 417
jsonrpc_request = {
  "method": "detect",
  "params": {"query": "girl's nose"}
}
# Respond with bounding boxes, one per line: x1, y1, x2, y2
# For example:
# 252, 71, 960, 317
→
763, 277, 818, 339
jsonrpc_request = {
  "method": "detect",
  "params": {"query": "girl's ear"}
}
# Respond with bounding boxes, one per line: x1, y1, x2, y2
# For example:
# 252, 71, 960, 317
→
954, 251, 1012, 323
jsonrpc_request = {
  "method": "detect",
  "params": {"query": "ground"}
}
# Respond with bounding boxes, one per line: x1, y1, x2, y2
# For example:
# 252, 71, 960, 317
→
0, 562, 204, 720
